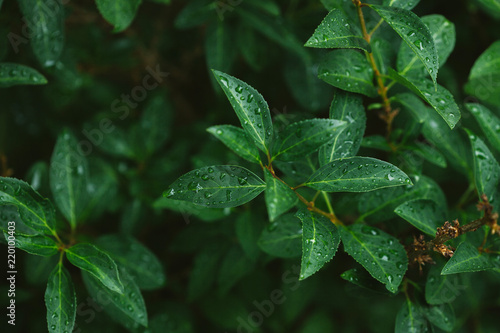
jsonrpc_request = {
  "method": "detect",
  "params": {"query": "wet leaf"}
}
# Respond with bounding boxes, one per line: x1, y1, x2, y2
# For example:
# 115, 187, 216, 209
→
441, 241, 494, 275
305, 157, 412, 192
395, 299, 428, 332
95, 0, 142, 32
409, 142, 447, 168
164, 165, 265, 208
66, 243, 124, 294
0, 63, 47, 87
465, 103, 500, 154
258, 213, 302, 258
3, 232, 58, 256
319, 89, 366, 166
425, 263, 462, 304
305, 9, 370, 52
264, 169, 298, 221
340, 224, 408, 293
296, 208, 340, 280
383, 0, 421, 10
212, 70, 273, 154
395, 199, 446, 236
272, 119, 347, 162
45, 262, 76, 333
318, 50, 377, 97
424, 303, 455, 332
207, 125, 261, 163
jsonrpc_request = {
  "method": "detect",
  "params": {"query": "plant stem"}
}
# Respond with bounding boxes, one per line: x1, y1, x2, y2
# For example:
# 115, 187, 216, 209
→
353, 0, 397, 137
322, 191, 334, 214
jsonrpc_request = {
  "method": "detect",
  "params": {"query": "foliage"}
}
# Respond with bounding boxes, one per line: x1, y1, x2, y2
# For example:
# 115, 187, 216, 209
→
1, 0, 500, 332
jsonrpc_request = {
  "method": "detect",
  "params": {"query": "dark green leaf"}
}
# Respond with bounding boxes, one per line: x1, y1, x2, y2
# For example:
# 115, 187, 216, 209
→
95, 234, 166, 290
383, 0, 421, 10
296, 208, 340, 280
466, 129, 500, 202
424, 303, 455, 332
164, 165, 265, 208
207, 125, 261, 163
66, 243, 124, 293
258, 213, 302, 258
305, 157, 412, 192
272, 119, 347, 162
153, 197, 229, 222
235, 211, 264, 261
319, 90, 366, 165
395, 199, 446, 236
4, 232, 58, 256
0, 63, 48, 87
318, 50, 377, 97
410, 142, 447, 168
370, 5, 438, 85
45, 262, 76, 333
206, 21, 237, 76
395, 300, 428, 333
244, 0, 280, 16
476, 0, 500, 19
212, 70, 273, 153
305, 9, 370, 52
341, 267, 390, 293
425, 261, 462, 304
95, 0, 142, 32
49, 129, 89, 228
340, 224, 408, 293
393, 93, 428, 123
237, 24, 269, 71
264, 169, 297, 222
96, 127, 135, 159
217, 245, 254, 294
466, 103, 500, 154
188, 243, 227, 301
82, 266, 147, 328
465, 40, 500, 106
441, 241, 494, 275
17, 0, 64, 67
358, 175, 446, 223
0, 177, 57, 235
371, 37, 396, 75
388, 69, 460, 129
174, 0, 215, 29
397, 15, 455, 77
361, 135, 392, 152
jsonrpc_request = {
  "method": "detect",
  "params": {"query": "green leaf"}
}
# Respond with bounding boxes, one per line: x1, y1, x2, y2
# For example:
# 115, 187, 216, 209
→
371, 38, 396, 75
49, 129, 89, 228
340, 224, 408, 293
476, 0, 500, 19
95, 234, 166, 290
0, 177, 57, 235
45, 262, 76, 333
318, 50, 377, 97
4, 232, 58, 256
264, 169, 297, 222
244, 0, 280, 16
441, 241, 494, 275
237, 24, 269, 71
383, 0, 421, 10
95, 0, 142, 32
174, 0, 215, 29
296, 208, 340, 280
319, 89, 367, 165
370, 5, 438, 85
17, 0, 64, 67
410, 142, 447, 168
305, 9, 370, 52
82, 266, 147, 328
217, 245, 254, 294
465, 103, 500, 154
284, 54, 332, 112
132, 94, 172, 159
397, 15, 455, 77
388, 69, 460, 129
206, 21, 237, 76
207, 125, 261, 163
164, 165, 265, 208
358, 175, 446, 223
0, 63, 48, 87
212, 70, 273, 153
235, 211, 264, 261
96, 127, 135, 159
424, 303, 455, 332
305, 157, 412, 192
341, 267, 390, 293
272, 119, 347, 162
465, 40, 500, 105
188, 243, 227, 301
466, 129, 500, 202
395, 300, 428, 333
393, 93, 429, 123
153, 197, 228, 222
361, 135, 392, 152
395, 199, 446, 236
425, 262, 462, 304
66, 243, 124, 294
258, 213, 302, 258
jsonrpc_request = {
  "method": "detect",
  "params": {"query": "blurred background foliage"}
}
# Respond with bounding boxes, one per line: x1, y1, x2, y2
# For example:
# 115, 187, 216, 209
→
1, 0, 500, 332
